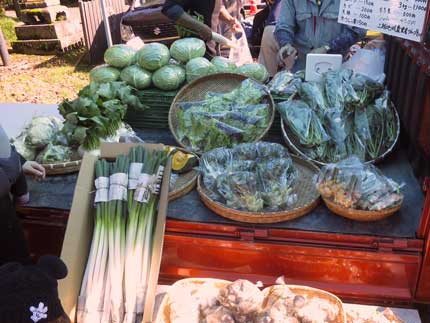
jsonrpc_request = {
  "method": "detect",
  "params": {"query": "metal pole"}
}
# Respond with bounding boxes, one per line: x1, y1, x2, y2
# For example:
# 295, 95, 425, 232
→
0, 27, 10, 67
100, 0, 113, 47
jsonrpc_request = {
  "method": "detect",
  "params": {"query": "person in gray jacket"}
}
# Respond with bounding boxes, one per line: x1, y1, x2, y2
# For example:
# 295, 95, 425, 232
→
258, 0, 366, 75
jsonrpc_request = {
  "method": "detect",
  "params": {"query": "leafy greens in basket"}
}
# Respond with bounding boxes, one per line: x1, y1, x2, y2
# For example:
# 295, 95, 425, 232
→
200, 142, 298, 212
277, 69, 397, 164
177, 79, 271, 153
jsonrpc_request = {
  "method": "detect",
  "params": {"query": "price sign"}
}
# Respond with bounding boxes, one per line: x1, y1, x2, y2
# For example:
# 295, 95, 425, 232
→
338, 0, 429, 42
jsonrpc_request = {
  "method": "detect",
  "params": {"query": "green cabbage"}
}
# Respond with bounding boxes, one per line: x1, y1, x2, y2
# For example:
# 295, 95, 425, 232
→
211, 56, 237, 73
13, 137, 37, 161
136, 43, 170, 71
170, 37, 206, 63
152, 64, 186, 91
36, 144, 73, 164
25, 116, 62, 149
89, 65, 121, 83
104, 44, 136, 68
120, 65, 152, 89
237, 63, 269, 83
186, 57, 214, 83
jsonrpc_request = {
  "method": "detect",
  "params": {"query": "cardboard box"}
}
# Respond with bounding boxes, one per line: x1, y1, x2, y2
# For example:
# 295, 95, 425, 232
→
58, 143, 171, 323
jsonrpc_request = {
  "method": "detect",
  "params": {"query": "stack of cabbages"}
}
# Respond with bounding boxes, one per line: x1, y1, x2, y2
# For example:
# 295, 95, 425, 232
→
91, 38, 269, 91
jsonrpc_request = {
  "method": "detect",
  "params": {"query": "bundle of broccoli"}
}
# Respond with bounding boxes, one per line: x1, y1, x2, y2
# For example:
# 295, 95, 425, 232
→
276, 69, 398, 164
200, 142, 298, 212
177, 79, 271, 153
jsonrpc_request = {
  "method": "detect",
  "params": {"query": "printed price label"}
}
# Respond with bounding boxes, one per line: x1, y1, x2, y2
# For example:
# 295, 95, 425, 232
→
338, 0, 429, 42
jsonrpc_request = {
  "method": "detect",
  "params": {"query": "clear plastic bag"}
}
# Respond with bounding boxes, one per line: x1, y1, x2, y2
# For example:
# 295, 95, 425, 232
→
316, 156, 403, 211
228, 24, 254, 66
342, 48, 386, 83
199, 142, 298, 212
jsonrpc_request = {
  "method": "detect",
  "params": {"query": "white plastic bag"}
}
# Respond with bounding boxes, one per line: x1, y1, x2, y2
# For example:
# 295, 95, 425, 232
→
228, 24, 253, 65
342, 48, 386, 83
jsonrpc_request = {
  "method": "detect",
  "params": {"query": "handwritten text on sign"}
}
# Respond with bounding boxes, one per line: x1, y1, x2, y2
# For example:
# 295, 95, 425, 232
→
338, 0, 429, 42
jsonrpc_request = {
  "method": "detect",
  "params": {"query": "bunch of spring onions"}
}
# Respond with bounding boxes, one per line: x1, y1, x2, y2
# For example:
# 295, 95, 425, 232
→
79, 146, 168, 323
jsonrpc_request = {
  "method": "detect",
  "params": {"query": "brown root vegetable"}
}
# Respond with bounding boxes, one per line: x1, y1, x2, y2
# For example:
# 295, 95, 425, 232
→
218, 279, 264, 317
204, 306, 235, 323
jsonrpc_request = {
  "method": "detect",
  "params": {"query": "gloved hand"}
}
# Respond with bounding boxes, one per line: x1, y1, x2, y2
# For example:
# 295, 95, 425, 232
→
176, 12, 213, 41
310, 46, 328, 54
278, 44, 297, 70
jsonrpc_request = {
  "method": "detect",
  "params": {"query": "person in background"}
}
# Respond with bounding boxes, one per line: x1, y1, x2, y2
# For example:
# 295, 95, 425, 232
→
258, 0, 367, 75
0, 255, 70, 323
250, 0, 281, 54
219, 0, 253, 63
162, 0, 242, 57
0, 125, 46, 265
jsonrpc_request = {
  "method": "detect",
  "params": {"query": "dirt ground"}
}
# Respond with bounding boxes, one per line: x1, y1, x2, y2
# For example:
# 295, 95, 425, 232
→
0, 50, 91, 104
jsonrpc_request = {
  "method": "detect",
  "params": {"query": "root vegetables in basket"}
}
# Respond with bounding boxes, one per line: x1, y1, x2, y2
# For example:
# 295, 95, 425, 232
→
316, 156, 404, 211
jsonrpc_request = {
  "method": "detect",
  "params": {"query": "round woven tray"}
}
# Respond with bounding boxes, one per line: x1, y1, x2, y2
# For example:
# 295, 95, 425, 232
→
197, 156, 320, 224
42, 159, 82, 176
155, 278, 346, 323
168, 169, 198, 201
322, 197, 402, 222
169, 73, 275, 154
281, 104, 401, 167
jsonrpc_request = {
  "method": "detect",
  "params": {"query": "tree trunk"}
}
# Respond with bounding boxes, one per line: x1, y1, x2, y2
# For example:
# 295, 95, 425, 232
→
0, 27, 10, 66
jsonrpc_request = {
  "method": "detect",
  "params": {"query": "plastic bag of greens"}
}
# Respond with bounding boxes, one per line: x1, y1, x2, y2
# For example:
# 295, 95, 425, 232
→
278, 100, 329, 147
12, 136, 37, 161
224, 78, 269, 106
298, 82, 328, 111
216, 171, 264, 212
257, 158, 298, 210
200, 147, 233, 192
323, 70, 345, 109
25, 116, 62, 149
268, 70, 294, 95
316, 156, 403, 210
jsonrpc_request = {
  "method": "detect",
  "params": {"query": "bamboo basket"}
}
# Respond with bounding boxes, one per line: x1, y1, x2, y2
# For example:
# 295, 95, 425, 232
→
322, 197, 402, 222
197, 156, 320, 224
155, 278, 346, 323
168, 169, 198, 201
281, 104, 401, 167
42, 160, 81, 176
169, 73, 275, 154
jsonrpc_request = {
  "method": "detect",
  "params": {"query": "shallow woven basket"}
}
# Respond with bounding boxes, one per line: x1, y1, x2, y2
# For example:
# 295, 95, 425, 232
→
322, 197, 402, 222
42, 160, 82, 176
197, 155, 320, 224
281, 104, 401, 167
168, 169, 198, 201
169, 73, 275, 154
155, 278, 346, 323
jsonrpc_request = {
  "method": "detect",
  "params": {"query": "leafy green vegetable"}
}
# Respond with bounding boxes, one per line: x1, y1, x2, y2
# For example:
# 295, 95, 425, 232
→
278, 69, 398, 163
177, 79, 270, 152
136, 43, 170, 71
120, 65, 152, 89
25, 116, 62, 149
211, 56, 237, 73
170, 37, 206, 63
237, 63, 269, 83
152, 64, 186, 91
104, 44, 136, 68
36, 144, 73, 164
185, 57, 214, 83
59, 81, 145, 150
200, 142, 298, 212
89, 65, 121, 83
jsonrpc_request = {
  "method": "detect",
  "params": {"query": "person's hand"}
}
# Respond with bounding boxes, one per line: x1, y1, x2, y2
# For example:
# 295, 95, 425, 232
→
365, 39, 385, 50
310, 46, 328, 54
23, 161, 46, 181
231, 18, 242, 33
278, 44, 297, 70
